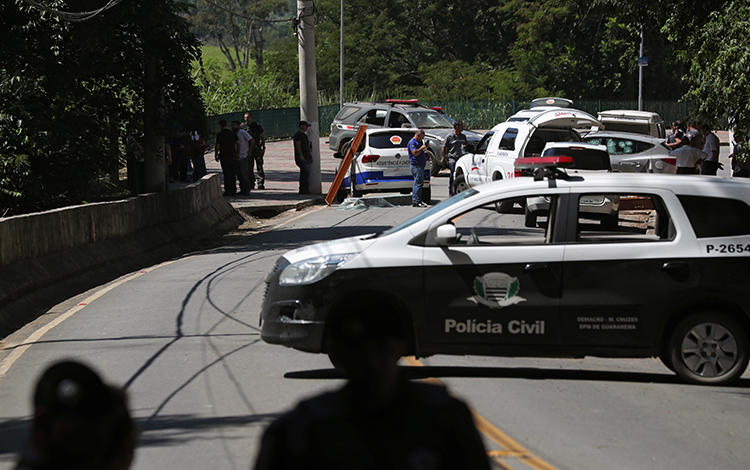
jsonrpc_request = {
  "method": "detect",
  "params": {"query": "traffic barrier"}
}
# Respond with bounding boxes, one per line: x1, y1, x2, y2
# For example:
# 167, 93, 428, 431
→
0, 174, 243, 334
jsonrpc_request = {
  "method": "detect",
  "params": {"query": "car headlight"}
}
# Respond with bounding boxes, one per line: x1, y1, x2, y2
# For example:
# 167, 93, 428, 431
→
279, 253, 356, 286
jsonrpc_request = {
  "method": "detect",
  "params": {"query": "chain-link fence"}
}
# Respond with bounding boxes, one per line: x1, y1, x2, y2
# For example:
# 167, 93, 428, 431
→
208, 100, 690, 140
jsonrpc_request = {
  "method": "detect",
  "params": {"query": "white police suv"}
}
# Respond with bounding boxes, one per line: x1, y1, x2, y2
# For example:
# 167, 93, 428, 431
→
262, 159, 750, 385
334, 128, 432, 203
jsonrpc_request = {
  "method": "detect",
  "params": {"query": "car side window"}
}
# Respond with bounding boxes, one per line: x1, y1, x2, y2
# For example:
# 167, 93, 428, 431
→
678, 195, 750, 238
447, 196, 556, 246
387, 111, 409, 128
576, 193, 674, 243
476, 133, 493, 154
358, 109, 386, 126
498, 128, 519, 150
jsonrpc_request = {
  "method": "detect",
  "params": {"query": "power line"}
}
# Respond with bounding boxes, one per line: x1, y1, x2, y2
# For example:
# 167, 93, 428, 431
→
19, 0, 127, 22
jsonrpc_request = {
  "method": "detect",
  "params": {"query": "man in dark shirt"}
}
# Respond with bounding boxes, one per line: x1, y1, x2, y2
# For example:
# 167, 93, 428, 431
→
254, 291, 491, 470
293, 120, 313, 194
244, 112, 266, 189
442, 121, 467, 195
214, 119, 239, 196
408, 129, 428, 207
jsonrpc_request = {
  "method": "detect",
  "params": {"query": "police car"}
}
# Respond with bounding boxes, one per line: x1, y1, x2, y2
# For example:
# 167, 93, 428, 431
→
261, 158, 750, 385
334, 128, 431, 202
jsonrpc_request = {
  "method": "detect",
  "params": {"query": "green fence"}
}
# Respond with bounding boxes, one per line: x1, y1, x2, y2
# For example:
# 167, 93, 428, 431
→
208, 100, 690, 140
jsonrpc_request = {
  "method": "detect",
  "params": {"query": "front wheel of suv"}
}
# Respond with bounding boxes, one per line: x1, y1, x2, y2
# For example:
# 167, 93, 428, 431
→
453, 173, 469, 194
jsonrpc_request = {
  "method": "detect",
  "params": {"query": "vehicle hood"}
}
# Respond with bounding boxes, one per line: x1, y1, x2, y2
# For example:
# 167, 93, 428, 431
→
424, 128, 483, 142
282, 234, 378, 264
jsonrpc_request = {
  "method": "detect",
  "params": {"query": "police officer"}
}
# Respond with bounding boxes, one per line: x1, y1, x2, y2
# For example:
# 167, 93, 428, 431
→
442, 121, 467, 195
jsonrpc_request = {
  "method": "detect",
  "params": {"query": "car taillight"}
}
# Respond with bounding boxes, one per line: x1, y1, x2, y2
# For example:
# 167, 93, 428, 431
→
514, 170, 523, 177
660, 158, 676, 166
338, 124, 355, 130
361, 154, 380, 163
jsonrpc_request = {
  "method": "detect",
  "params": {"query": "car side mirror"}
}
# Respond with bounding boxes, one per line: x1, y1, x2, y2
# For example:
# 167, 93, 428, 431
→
434, 224, 457, 245
333, 152, 343, 159
464, 143, 476, 154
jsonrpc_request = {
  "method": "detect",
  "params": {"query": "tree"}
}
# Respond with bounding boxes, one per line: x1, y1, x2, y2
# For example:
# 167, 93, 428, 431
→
0, 0, 205, 215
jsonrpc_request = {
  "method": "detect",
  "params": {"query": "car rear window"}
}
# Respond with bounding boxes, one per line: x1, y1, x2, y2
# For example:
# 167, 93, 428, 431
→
584, 137, 655, 155
542, 147, 611, 171
334, 105, 361, 122
368, 132, 413, 148
678, 195, 750, 238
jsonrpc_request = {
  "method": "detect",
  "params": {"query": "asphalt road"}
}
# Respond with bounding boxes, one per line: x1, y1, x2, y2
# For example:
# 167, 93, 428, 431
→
1, 169, 749, 470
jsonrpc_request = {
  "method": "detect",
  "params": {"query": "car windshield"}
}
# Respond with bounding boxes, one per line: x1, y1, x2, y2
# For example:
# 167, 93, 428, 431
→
407, 111, 454, 129
382, 189, 479, 236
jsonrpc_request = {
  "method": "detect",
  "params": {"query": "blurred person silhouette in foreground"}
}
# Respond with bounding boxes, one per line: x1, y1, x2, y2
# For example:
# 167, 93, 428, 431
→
254, 291, 491, 470
16, 360, 136, 470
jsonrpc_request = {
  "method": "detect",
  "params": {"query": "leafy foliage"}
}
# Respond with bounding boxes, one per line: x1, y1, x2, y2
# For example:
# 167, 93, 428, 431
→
0, 0, 205, 216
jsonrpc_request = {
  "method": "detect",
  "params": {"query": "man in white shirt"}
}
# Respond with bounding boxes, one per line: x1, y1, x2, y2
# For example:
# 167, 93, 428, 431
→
698, 122, 720, 175
669, 133, 707, 174
232, 120, 253, 195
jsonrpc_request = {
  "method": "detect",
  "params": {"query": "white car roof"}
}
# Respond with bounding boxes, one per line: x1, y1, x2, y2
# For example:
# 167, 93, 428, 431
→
584, 131, 666, 144
598, 110, 664, 122
473, 173, 750, 201
366, 127, 417, 135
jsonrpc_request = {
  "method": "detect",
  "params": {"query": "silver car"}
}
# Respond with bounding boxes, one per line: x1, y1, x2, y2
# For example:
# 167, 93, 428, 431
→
583, 131, 676, 174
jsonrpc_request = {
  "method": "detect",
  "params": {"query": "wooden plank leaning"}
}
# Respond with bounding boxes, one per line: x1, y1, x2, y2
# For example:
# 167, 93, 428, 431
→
325, 125, 368, 206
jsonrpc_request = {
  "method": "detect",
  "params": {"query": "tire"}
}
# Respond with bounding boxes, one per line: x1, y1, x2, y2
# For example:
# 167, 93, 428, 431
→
524, 206, 537, 228
427, 149, 441, 177
667, 312, 749, 385
421, 187, 431, 204
453, 173, 469, 194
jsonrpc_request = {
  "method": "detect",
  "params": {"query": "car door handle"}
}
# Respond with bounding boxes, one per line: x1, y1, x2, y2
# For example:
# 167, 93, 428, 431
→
524, 263, 549, 272
662, 261, 688, 272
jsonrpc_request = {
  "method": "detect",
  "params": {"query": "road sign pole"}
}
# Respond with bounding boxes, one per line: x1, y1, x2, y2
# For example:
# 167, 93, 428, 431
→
638, 28, 644, 111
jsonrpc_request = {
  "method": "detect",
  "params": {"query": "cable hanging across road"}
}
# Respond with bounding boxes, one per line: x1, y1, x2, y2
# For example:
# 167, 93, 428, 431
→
19, 0, 127, 22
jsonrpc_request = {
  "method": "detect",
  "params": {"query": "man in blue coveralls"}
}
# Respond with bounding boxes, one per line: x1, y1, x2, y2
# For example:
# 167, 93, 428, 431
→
408, 129, 428, 207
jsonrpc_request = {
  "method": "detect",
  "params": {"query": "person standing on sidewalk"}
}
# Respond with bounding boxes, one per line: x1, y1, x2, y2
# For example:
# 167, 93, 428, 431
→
215, 119, 239, 196
442, 121, 467, 195
698, 122, 721, 175
244, 112, 266, 189
232, 120, 252, 195
189, 130, 207, 181
293, 120, 313, 194
408, 129, 428, 207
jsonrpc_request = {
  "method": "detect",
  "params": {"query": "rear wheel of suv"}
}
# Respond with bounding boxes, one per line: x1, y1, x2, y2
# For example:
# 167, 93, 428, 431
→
453, 173, 468, 194
667, 312, 749, 385
427, 149, 441, 176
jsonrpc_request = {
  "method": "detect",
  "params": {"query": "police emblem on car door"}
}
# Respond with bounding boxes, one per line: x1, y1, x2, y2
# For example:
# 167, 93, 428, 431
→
421, 192, 565, 350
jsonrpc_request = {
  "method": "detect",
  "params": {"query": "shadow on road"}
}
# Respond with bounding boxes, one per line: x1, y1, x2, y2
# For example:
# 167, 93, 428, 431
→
284, 365, 750, 388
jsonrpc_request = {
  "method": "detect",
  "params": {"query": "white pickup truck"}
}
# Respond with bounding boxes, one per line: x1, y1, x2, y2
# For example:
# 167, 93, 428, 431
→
452, 106, 602, 194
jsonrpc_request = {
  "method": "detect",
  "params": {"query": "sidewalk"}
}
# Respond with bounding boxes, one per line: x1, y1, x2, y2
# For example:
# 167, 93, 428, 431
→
204, 138, 339, 217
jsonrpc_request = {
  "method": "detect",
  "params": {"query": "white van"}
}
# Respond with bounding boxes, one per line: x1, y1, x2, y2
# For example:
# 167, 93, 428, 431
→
595, 110, 666, 139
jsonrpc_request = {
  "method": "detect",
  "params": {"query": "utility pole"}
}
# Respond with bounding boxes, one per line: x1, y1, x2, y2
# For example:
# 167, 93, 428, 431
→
297, 0, 321, 194
142, 3, 166, 193
638, 27, 644, 111
339, 0, 344, 109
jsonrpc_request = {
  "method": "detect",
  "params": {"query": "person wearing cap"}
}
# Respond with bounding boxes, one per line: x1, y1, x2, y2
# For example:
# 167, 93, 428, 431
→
293, 120, 313, 194
408, 129, 429, 207
254, 291, 491, 470
16, 360, 136, 470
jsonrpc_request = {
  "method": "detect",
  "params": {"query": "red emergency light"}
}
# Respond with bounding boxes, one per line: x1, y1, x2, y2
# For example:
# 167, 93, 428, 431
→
429, 106, 444, 113
386, 99, 419, 104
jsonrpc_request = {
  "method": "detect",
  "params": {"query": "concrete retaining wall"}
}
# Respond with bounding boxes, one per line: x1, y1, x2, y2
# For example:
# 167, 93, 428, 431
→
0, 174, 243, 328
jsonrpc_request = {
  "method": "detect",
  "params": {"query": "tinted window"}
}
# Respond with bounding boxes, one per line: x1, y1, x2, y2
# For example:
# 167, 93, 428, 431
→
542, 147, 611, 171
449, 196, 556, 246
603, 122, 651, 135
387, 111, 410, 128
335, 105, 361, 122
498, 128, 518, 150
678, 195, 750, 238
476, 132, 494, 153
368, 132, 413, 149
524, 129, 580, 157
358, 109, 387, 126
576, 194, 673, 243
406, 111, 453, 129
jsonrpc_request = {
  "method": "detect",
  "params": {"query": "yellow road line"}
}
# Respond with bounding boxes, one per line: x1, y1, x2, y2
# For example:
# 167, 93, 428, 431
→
403, 356, 556, 470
